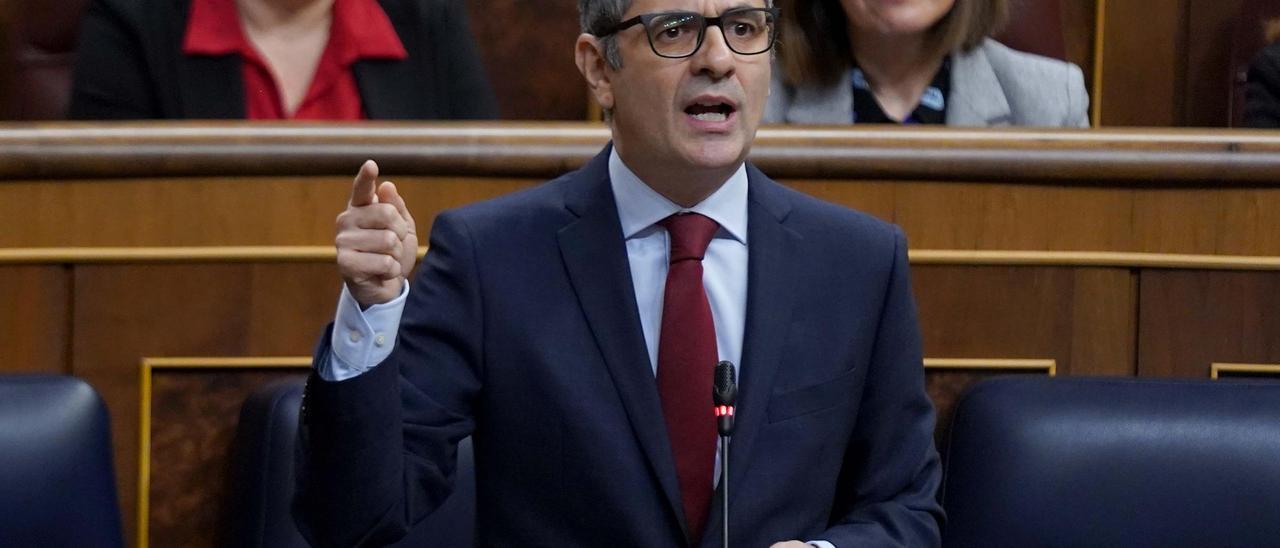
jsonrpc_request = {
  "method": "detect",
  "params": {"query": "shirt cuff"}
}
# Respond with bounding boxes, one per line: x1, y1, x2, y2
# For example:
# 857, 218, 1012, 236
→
320, 281, 409, 381
808, 541, 836, 548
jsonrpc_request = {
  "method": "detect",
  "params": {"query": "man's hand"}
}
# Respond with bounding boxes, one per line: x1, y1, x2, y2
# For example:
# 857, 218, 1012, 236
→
769, 542, 812, 548
335, 160, 418, 307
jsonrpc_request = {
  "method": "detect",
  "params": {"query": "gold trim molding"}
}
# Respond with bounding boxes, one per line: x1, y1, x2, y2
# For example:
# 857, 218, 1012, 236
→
924, 358, 1057, 376
137, 357, 311, 548
1210, 362, 1280, 379
1092, 0, 1107, 127
909, 250, 1280, 270
126, 354, 1062, 545
6, 247, 1280, 270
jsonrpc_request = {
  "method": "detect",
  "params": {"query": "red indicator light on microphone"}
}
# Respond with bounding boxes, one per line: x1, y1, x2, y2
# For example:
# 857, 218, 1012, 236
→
714, 405, 735, 417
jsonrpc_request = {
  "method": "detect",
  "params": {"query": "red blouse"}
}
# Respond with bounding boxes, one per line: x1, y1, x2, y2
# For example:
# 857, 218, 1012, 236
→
182, 0, 408, 120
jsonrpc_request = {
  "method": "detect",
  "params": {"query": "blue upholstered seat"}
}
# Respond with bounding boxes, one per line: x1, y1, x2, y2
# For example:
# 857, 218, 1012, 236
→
0, 375, 123, 546
942, 376, 1280, 547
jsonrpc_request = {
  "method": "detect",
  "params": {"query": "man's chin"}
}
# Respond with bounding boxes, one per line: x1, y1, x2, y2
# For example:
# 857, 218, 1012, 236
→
678, 138, 749, 172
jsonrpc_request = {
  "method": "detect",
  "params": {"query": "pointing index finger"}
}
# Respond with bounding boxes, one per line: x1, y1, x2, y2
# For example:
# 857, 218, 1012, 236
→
349, 160, 379, 207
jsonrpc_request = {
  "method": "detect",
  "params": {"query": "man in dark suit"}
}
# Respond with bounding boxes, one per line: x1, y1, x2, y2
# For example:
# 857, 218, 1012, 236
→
295, 0, 943, 546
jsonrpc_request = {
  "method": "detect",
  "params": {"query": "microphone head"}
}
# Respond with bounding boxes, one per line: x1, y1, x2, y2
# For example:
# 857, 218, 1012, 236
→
713, 361, 737, 406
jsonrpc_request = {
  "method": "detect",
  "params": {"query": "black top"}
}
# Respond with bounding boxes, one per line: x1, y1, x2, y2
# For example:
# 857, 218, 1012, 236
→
68, 0, 498, 120
850, 57, 951, 125
1245, 41, 1280, 128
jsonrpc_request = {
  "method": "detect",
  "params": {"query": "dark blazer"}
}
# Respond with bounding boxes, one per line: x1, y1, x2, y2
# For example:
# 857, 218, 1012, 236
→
1245, 41, 1280, 128
68, 0, 496, 120
295, 146, 944, 547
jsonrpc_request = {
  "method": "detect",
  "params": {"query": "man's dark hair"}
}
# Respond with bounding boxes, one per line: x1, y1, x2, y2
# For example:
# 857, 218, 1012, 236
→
578, 0, 630, 68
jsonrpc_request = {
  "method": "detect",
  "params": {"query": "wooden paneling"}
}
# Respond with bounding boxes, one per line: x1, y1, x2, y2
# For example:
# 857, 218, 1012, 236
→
1139, 270, 1280, 378
913, 266, 1135, 376
1096, 0, 1262, 127
1062, 0, 1098, 92
1132, 187, 1280, 255
0, 265, 69, 373
1069, 269, 1139, 376
71, 263, 340, 547
1184, 0, 1247, 127
890, 182, 1134, 251
466, 0, 586, 120
0, 175, 536, 248
11, 176, 1280, 255
6, 124, 1280, 254
1098, 0, 1187, 126
147, 368, 307, 548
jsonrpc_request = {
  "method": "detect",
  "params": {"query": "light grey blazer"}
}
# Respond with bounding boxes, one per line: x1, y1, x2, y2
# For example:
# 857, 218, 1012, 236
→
765, 38, 1090, 127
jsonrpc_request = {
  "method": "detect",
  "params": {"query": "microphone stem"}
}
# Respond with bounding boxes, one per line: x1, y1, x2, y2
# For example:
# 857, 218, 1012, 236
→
720, 434, 730, 548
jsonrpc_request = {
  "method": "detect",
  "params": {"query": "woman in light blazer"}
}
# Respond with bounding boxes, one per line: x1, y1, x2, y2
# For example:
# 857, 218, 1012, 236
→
765, 0, 1089, 127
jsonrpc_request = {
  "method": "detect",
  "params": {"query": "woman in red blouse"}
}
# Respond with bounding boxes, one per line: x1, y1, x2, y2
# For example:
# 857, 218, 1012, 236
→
69, 0, 497, 120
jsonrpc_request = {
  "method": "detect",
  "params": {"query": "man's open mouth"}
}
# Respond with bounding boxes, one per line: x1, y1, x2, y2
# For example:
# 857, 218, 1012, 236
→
685, 101, 736, 122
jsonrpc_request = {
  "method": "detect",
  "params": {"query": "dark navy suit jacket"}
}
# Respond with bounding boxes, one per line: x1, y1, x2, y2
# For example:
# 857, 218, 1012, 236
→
296, 146, 943, 547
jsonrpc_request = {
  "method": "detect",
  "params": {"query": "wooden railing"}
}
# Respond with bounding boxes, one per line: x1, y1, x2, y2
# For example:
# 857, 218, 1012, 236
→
3, 122, 1279, 546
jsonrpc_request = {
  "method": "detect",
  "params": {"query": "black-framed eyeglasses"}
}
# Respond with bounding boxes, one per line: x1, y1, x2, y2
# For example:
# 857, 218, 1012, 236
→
600, 7, 780, 59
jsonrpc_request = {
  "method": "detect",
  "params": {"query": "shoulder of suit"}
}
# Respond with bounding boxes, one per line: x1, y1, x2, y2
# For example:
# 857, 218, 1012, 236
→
1251, 41, 1280, 75
960, 38, 1088, 126
91, 0, 177, 25
434, 169, 582, 231
84, 0, 190, 44
754, 172, 899, 243
972, 38, 1083, 84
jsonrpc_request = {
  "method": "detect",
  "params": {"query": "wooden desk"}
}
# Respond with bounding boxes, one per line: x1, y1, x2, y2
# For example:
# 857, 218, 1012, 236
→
3, 122, 1279, 546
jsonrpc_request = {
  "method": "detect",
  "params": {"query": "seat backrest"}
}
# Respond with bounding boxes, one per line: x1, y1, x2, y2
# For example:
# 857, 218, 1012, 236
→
229, 377, 476, 547
942, 376, 1280, 547
0, 375, 123, 546
0, 0, 90, 119
995, 0, 1066, 61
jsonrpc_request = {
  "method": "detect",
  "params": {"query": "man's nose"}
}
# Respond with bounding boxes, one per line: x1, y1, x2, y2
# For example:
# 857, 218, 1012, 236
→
691, 24, 735, 78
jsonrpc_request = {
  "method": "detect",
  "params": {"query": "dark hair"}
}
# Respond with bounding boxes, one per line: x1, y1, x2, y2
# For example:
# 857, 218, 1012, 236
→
778, 0, 1009, 87
578, 0, 631, 68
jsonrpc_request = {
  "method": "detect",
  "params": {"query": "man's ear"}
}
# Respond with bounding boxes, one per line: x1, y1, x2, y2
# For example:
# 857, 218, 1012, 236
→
576, 34, 615, 113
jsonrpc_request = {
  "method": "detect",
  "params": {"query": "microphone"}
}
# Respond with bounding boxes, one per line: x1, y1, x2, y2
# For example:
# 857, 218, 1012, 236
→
713, 361, 737, 435
712, 360, 737, 548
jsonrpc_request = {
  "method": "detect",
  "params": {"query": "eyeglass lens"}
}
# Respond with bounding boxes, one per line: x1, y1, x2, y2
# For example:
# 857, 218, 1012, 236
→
645, 9, 774, 58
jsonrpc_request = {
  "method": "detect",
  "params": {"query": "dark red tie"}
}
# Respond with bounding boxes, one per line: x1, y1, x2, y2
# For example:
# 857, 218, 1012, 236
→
656, 212, 719, 544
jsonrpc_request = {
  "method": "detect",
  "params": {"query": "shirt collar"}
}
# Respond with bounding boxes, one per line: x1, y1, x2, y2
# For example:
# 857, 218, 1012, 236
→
182, 0, 407, 61
328, 0, 408, 63
183, 0, 246, 55
608, 147, 748, 245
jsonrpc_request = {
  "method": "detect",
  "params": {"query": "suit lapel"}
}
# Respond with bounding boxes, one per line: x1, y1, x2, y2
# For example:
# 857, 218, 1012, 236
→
557, 147, 690, 539
354, 59, 422, 120
176, 54, 245, 119
947, 42, 1013, 126
703, 167, 801, 543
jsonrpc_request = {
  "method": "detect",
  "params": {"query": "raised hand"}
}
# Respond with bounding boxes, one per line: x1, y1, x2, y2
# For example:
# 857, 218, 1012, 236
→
334, 160, 418, 307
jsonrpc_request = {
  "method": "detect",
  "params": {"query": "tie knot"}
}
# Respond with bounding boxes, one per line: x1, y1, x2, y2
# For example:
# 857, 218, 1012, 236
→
661, 212, 719, 262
